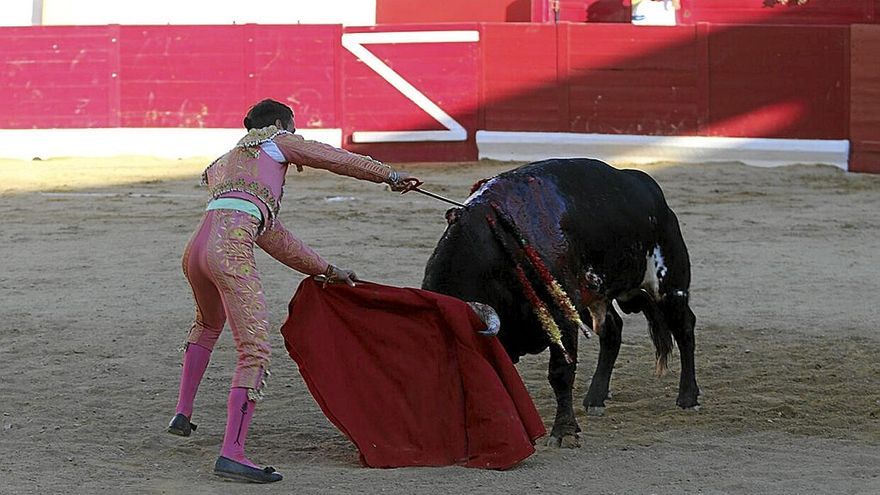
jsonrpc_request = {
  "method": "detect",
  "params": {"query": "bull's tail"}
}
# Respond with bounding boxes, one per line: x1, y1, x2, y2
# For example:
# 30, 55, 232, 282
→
641, 295, 674, 377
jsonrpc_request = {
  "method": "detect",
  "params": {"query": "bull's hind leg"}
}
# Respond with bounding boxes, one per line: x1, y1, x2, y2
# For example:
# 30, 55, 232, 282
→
584, 307, 622, 416
666, 298, 699, 409
546, 332, 580, 448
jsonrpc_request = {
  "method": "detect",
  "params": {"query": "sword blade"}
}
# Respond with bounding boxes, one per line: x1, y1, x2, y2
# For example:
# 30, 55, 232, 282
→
410, 187, 466, 208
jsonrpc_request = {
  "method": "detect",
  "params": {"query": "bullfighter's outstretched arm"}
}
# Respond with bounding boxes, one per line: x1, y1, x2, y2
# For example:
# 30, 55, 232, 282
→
256, 217, 329, 276
275, 133, 396, 184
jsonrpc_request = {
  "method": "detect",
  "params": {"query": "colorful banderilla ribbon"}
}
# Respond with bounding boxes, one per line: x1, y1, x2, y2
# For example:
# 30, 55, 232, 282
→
486, 201, 591, 363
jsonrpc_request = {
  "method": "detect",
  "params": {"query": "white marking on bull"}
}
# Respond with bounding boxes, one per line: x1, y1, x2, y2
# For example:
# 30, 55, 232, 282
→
580, 268, 606, 335
588, 300, 608, 336
463, 178, 498, 205
641, 245, 667, 299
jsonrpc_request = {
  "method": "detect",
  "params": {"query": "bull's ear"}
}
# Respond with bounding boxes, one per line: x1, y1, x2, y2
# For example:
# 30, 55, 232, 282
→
445, 207, 463, 225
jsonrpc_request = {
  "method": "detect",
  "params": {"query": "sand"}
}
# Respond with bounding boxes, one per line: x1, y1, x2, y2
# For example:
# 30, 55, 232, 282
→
1, 156, 878, 494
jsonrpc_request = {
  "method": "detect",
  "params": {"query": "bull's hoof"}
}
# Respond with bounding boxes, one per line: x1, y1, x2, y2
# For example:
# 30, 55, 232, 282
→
586, 406, 606, 417
684, 405, 701, 412
545, 434, 580, 448
676, 389, 700, 409
583, 391, 612, 413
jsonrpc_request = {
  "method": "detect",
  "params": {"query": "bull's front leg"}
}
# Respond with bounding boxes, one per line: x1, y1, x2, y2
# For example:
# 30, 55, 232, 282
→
546, 330, 580, 448
584, 307, 622, 416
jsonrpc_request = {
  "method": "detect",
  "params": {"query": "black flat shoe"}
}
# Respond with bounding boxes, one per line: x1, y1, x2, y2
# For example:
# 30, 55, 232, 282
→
166, 413, 197, 437
213, 456, 283, 484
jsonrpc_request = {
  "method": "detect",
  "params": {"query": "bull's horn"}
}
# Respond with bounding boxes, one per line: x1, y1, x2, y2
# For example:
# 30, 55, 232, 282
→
577, 320, 592, 339
467, 302, 501, 337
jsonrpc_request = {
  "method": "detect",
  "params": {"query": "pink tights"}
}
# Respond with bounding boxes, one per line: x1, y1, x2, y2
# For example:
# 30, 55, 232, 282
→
174, 345, 260, 468
220, 387, 258, 468
174, 343, 211, 419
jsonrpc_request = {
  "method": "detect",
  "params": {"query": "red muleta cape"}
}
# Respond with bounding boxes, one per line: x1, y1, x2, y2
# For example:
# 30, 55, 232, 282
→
280, 278, 546, 469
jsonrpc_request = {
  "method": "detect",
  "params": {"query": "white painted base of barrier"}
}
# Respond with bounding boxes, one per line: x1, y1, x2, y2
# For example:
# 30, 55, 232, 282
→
0, 128, 343, 160
0, 127, 853, 169
476, 131, 851, 170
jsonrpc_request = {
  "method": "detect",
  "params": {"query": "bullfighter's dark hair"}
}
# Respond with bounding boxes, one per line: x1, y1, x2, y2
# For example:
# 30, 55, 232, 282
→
243, 99, 294, 130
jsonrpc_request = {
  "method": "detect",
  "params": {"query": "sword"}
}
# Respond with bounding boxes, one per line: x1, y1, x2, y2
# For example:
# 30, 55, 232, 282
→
399, 179, 467, 208
409, 187, 467, 208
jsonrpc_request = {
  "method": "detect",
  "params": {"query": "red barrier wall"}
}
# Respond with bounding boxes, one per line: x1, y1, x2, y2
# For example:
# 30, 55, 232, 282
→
0, 24, 341, 130
480, 22, 849, 140
0, 26, 117, 128
117, 25, 340, 128
1, 22, 878, 170
850, 24, 880, 173
561, 23, 702, 135
481, 23, 702, 134
481, 23, 560, 131
249, 25, 342, 130
118, 25, 248, 127
704, 24, 849, 139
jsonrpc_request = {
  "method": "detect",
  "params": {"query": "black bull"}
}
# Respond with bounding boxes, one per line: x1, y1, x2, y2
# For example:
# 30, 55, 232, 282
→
422, 158, 699, 446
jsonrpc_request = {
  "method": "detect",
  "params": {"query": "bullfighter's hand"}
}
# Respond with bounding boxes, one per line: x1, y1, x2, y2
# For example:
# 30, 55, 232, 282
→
322, 264, 359, 287
390, 174, 422, 193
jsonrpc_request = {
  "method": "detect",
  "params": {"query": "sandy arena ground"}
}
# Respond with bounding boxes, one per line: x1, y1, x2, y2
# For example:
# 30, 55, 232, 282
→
1, 156, 878, 494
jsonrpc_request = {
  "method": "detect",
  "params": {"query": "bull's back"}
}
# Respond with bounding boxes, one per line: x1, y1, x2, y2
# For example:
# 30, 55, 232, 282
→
490, 159, 671, 257
536, 159, 690, 297
522, 158, 667, 224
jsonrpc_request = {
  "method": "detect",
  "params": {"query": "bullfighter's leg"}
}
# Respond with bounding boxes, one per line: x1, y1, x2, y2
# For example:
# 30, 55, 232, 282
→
584, 306, 622, 416
169, 213, 226, 436
665, 296, 700, 409
546, 329, 580, 448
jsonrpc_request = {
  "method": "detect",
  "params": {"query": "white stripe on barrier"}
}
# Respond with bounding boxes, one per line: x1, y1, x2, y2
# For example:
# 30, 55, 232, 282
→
342, 30, 479, 143
476, 131, 851, 170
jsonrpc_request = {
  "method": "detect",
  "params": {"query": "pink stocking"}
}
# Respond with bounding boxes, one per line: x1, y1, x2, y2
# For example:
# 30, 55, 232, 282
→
174, 343, 211, 419
220, 387, 258, 468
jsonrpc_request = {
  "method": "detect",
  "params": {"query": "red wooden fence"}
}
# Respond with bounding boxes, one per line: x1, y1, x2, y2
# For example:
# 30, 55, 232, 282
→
1, 22, 878, 171
0, 26, 117, 128
850, 24, 880, 173
703, 24, 849, 139
561, 23, 702, 135
481, 23, 559, 131
480, 22, 851, 139
117, 25, 342, 129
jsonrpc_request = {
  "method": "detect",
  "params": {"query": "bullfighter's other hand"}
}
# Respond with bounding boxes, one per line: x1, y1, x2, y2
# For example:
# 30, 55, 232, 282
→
322, 264, 359, 287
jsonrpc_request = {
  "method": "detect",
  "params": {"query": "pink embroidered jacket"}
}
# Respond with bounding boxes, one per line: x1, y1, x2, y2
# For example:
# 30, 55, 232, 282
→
202, 126, 395, 276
